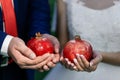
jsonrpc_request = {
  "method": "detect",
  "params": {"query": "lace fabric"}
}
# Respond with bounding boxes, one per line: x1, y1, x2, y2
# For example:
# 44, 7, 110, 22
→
65, 0, 120, 52
44, 1, 120, 80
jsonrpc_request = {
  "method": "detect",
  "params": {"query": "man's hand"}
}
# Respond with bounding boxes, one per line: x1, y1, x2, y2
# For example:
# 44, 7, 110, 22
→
8, 37, 54, 71
41, 34, 60, 71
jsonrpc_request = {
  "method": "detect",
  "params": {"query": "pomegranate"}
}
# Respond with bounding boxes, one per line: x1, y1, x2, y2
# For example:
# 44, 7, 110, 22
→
27, 32, 54, 56
63, 35, 93, 62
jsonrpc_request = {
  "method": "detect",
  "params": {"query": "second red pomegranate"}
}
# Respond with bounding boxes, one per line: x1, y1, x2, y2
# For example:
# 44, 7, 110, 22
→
63, 35, 93, 63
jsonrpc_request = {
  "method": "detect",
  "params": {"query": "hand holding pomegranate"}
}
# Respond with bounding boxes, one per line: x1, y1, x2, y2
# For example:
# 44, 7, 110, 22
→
27, 32, 60, 71
27, 33, 54, 56
61, 35, 102, 72
8, 37, 52, 70
63, 35, 93, 62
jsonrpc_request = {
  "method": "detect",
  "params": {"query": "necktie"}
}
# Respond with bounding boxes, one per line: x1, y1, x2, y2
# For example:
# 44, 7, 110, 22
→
0, 0, 18, 64
0, 0, 18, 36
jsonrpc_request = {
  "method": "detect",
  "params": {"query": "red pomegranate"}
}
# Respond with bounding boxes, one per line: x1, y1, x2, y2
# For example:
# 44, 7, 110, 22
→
63, 35, 93, 62
27, 32, 54, 56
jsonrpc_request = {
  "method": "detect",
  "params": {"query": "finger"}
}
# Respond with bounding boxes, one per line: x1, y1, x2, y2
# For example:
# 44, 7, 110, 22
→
47, 61, 56, 68
76, 54, 86, 69
17, 44, 36, 59
46, 54, 56, 68
73, 66, 78, 71
73, 58, 84, 71
68, 62, 75, 70
89, 64, 98, 71
90, 55, 102, 67
80, 55, 90, 69
43, 65, 50, 71
9, 48, 36, 66
86, 64, 98, 72
38, 69, 44, 72
54, 43, 60, 53
70, 63, 75, 68
60, 57, 66, 66
60, 56, 64, 61
64, 58, 72, 69
52, 53, 60, 63
42, 34, 60, 53
20, 54, 52, 69
53, 40, 60, 53
64, 59, 73, 70
62, 58, 69, 68
19, 53, 50, 66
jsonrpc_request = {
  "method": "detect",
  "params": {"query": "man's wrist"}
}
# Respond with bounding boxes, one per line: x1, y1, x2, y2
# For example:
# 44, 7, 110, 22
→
0, 35, 13, 56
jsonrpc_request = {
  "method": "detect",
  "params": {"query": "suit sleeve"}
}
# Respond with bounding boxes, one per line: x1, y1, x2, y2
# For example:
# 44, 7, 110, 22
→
0, 31, 13, 56
27, 0, 51, 38
0, 31, 7, 51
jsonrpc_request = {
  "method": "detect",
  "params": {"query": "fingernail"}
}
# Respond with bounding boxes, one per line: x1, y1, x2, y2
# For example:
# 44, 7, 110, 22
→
60, 57, 63, 61
51, 54, 54, 58
73, 66, 77, 69
67, 61, 70, 65
40, 70, 44, 72
55, 48, 59, 53
90, 62, 93, 66
65, 58, 68, 61
29, 53, 36, 59
76, 54, 80, 57
46, 68, 50, 71
73, 58, 77, 63
80, 55, 84, 57
53, 58, 57, 63
45, 53, 50, 56
71, 63, 74, 67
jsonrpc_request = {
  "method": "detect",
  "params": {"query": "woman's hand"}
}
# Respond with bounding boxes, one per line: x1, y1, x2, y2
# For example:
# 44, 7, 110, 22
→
60, 51, 103, 72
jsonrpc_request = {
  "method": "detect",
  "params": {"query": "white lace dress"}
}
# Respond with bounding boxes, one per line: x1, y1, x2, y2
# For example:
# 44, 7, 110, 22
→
45, 0, 120, 80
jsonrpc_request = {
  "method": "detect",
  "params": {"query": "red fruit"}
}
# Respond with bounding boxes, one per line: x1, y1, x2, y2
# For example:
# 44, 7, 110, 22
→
63, 35, 93, 62
27, 32, 54, 56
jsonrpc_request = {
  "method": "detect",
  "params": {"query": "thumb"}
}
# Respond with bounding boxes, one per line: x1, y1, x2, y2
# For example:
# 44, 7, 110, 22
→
54, 44, 60, 53
42, 34, 60, 53
90, 55, 102, 66
17, 44, 36, 59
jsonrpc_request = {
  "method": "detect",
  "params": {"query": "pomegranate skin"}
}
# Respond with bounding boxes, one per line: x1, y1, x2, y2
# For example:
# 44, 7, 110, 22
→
27, 32, 54, 56
63, 35, 93, 62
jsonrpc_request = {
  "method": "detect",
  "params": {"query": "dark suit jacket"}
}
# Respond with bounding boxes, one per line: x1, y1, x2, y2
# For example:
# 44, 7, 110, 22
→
0, 0, 51, 49
0, 0, 50, 80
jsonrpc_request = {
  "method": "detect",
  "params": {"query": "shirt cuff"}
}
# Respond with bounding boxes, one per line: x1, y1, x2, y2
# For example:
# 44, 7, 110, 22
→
0, 35, 13, 56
